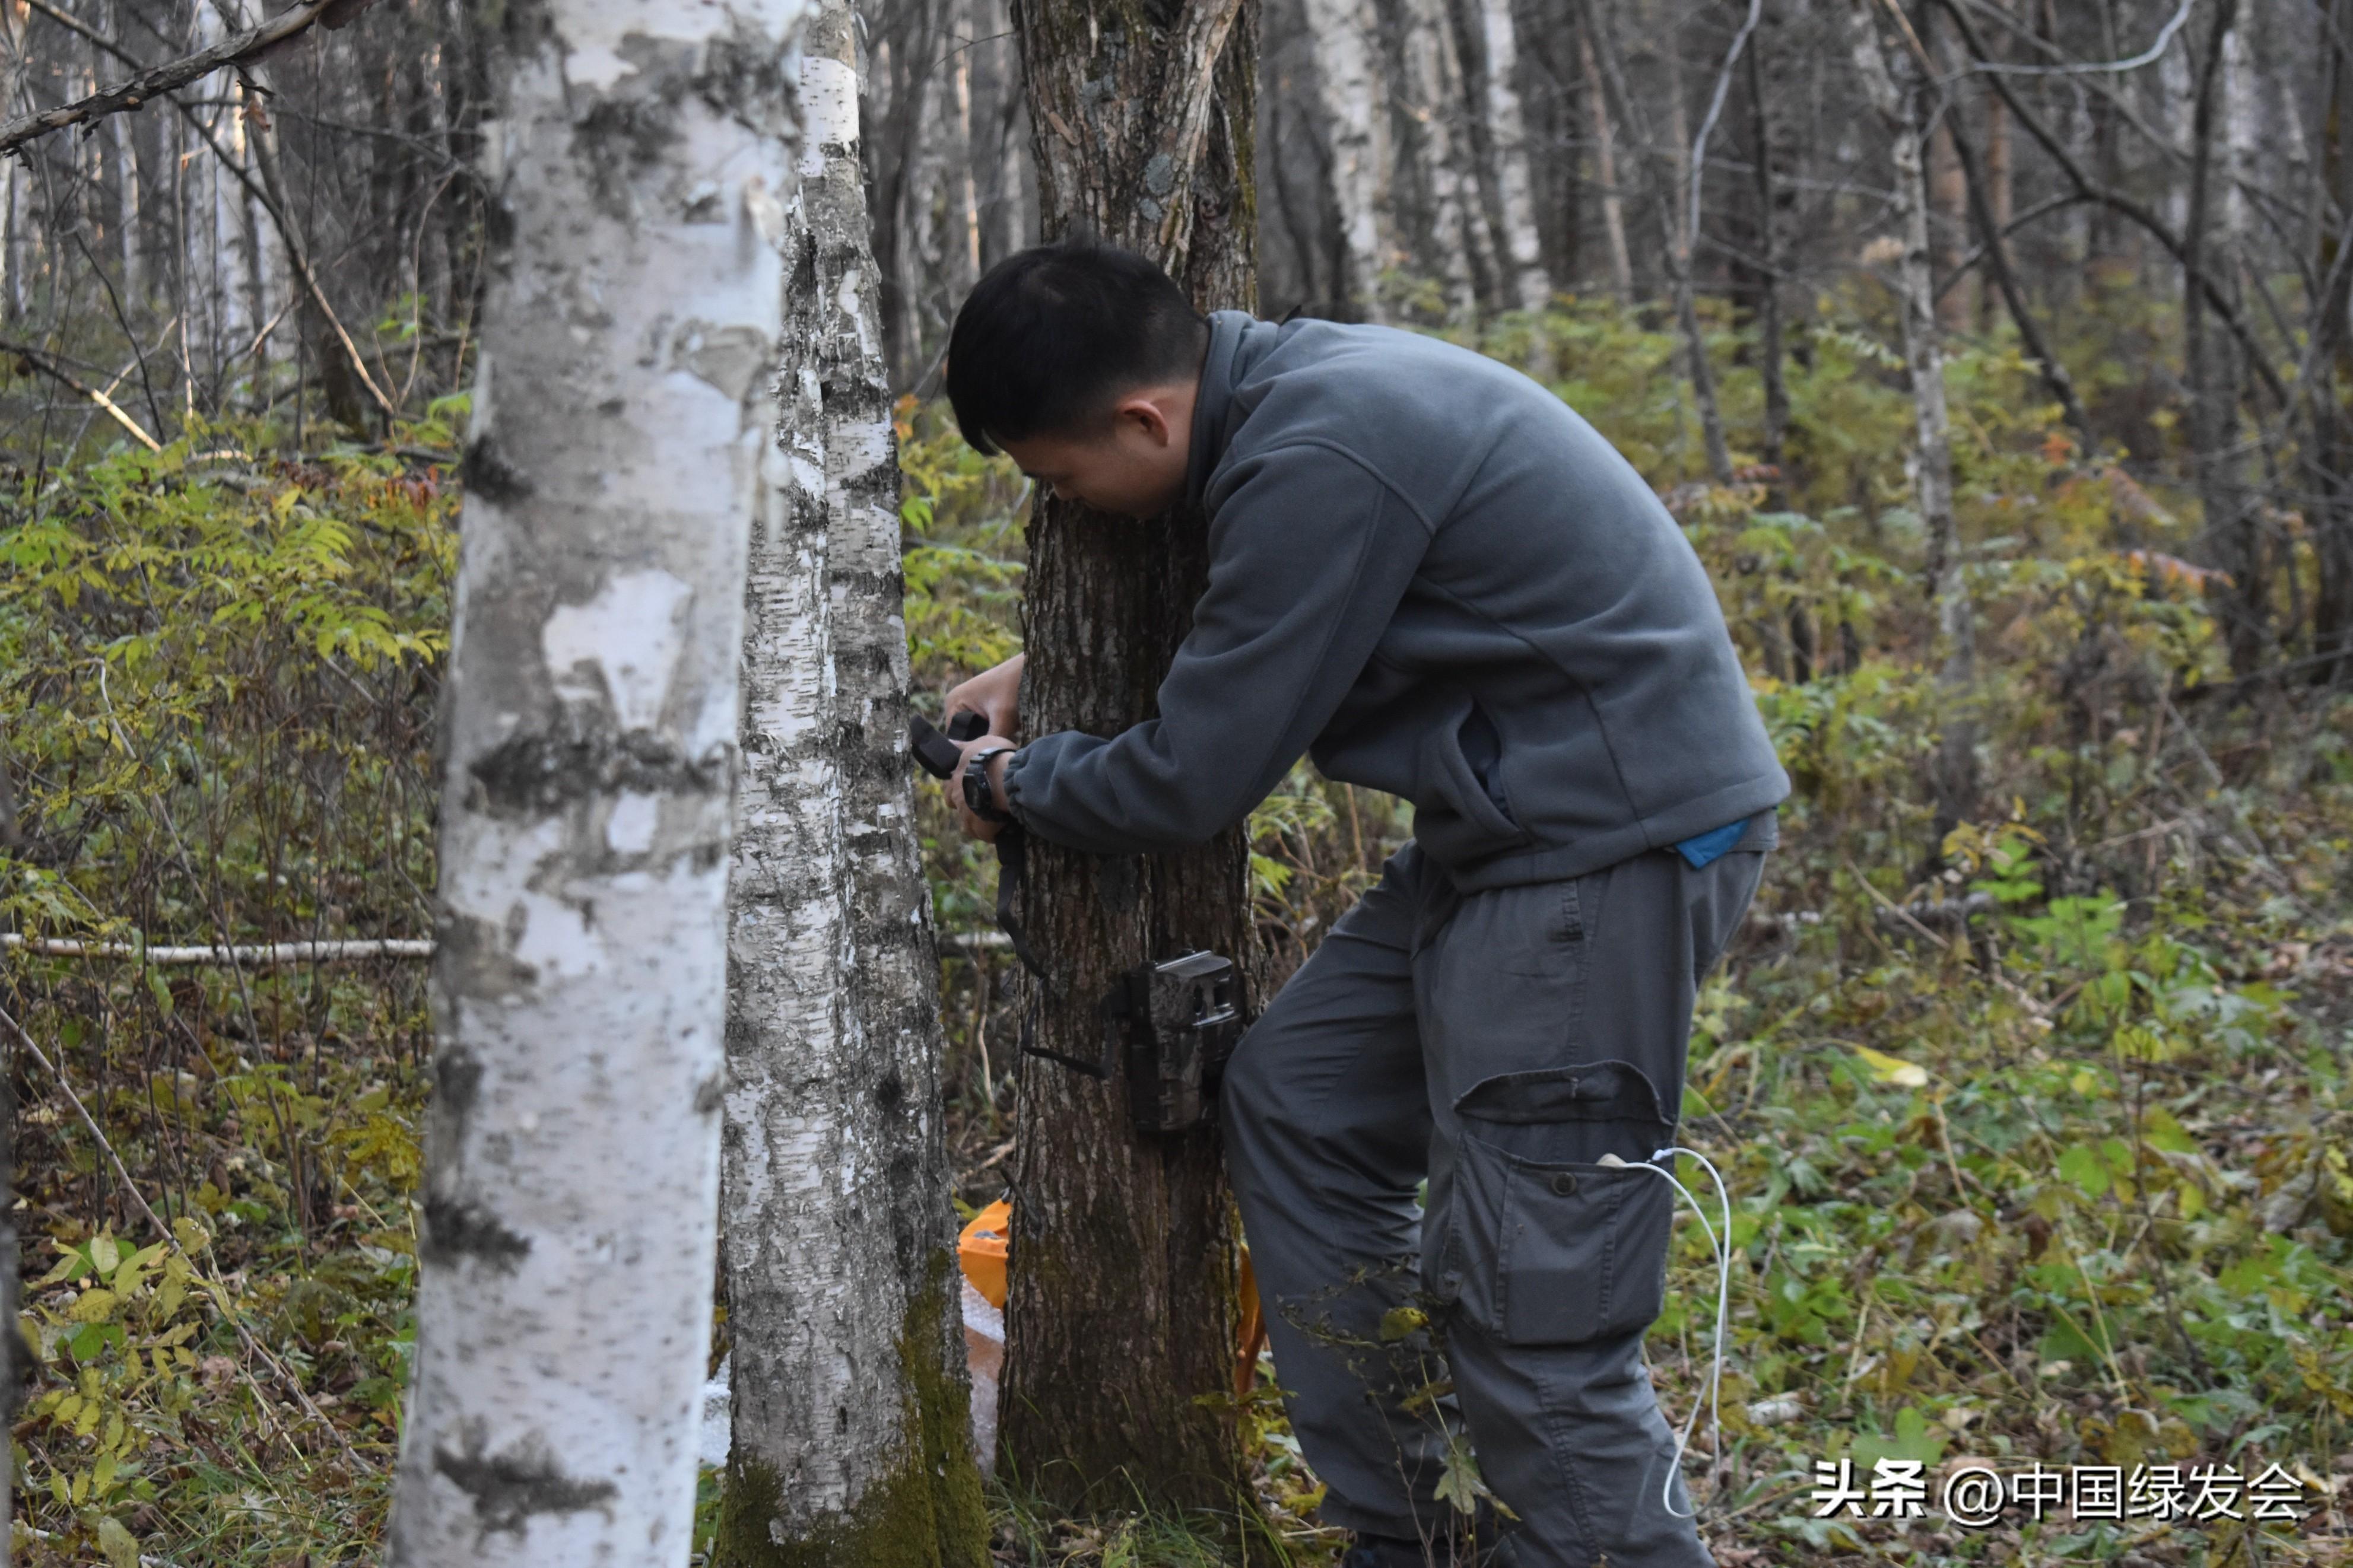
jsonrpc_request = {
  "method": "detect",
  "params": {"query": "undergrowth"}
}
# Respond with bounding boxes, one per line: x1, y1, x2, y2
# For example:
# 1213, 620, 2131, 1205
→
4, 297, 2349, 1565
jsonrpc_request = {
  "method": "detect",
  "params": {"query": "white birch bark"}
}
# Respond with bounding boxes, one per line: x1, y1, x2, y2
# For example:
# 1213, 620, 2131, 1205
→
951, 0, 984, 290
1579, 26, 1634, 299
1475, 0, 1549, 312
1399, 0, 1480, 317
1851, 4, 1974, 821
1849, 10, 1961, 664
1304, 0, 1390, 317
717, 0, 986, 1557
385, 0, 803, 1558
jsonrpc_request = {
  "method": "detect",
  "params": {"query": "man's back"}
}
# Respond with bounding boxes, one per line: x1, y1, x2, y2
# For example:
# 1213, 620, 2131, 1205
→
1004, 310, 1788, 886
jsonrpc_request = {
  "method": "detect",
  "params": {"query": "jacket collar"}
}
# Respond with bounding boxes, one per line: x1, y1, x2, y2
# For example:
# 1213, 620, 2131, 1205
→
1184, 310, 1256, 508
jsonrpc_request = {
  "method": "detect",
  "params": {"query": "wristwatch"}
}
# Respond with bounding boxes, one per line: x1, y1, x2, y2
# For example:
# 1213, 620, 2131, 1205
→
962, 746, 1017, 825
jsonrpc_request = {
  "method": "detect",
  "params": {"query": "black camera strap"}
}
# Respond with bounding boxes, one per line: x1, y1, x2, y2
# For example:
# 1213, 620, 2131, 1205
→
910, 711, 1047, 981
989, 825, 1048, 980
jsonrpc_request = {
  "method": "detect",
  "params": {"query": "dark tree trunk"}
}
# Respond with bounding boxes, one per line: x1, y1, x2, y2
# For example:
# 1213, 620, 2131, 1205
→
2181, 0, 2268, 676
1745, 2, 1790, 486
2312, 0, 2353, 682
1002, 0, 1259, 1514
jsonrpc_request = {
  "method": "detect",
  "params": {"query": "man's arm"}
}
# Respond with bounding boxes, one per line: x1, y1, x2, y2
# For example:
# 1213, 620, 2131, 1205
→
1002, 447, 1428, 854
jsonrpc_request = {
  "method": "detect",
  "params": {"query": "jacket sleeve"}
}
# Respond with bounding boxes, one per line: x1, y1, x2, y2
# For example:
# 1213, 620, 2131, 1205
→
1002, 444, 1428, 854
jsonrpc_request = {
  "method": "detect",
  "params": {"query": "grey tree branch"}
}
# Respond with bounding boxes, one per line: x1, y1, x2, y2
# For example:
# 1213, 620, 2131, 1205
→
11, 0, 399, 419
1932, 0, 2288, 409
0, 0, 362, 155
0, 338, 163, 449
1, 934, 433, 964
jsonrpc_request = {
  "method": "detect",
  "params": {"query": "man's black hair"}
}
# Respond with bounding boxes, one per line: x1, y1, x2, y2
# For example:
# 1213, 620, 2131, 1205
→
945, 237, 1208, 456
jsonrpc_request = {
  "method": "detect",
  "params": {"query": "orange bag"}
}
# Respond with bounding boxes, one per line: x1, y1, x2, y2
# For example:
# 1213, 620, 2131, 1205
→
958, 1200, 1268, 1397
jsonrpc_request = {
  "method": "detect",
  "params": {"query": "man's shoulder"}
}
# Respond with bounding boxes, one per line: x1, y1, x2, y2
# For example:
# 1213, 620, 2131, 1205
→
1219, 319, 1584, 503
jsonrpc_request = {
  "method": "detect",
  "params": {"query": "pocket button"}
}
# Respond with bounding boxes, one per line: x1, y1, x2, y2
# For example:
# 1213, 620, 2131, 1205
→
1549, 1172, 1580, 1196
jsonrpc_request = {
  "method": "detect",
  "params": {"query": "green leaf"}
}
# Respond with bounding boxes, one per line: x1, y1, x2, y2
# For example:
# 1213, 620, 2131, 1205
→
96, 1515, 141, 1568
2059, 1144, 2110, 1198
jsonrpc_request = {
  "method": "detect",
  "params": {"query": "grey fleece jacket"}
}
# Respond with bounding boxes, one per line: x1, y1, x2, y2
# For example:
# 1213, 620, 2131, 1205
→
1001, 310, 1790, 890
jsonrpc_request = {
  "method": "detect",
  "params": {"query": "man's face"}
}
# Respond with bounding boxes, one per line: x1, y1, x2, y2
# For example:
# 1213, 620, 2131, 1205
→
996, 383, 1196, 518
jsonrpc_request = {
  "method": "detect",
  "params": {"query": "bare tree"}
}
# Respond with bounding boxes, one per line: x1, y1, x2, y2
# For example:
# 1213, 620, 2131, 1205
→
715, 1, 989, 1560
1850, 1, 1973, 835
384, 0, 803, 1556
1306, 0, 1392, 315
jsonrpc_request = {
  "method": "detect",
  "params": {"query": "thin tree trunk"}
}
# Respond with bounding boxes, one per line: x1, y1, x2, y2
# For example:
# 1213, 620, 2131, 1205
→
1577, 0, 1730, 479
1928, 112, 1969, 331
716, 2, 989, 1559
1473, 0, 1551, 312
1304, 0, 1388, 316
1003, 0, 1257, 1512
1942, 90, 2087, 440
1396, 0, 1483, 317
1747, 2, 1790, 484
385, 0, 801, 1556
2183, 0, 2267, 675
1851, 1, 1973, 836
2, 988, 14, 1568
952, 0, 984, 293
1579, 26, 1633, 298
1979, 0, 2011, 333
2311, 0, 2353, 679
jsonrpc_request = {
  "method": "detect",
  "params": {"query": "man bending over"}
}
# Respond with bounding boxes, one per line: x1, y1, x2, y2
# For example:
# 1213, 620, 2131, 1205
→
939, 237, 1787, 1568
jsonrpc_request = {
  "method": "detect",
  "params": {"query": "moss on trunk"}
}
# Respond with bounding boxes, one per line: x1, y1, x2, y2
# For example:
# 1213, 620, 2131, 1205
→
713, 1253, 987, 1567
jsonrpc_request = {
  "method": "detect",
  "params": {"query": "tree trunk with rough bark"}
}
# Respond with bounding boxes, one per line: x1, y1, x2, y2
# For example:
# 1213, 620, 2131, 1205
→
2183, 0, 2267, 676
1002, 0, 1258, 1512
384, 0, 801, 1558
1851, 2, 1974, 837
1579, 24, 1634, 299
1383, 0, 1484, 319
2310, 0, 2353, 681
715, 4, 990, 1561
1470, 0, 1551, 312
1578, 0, 1729, 479
1305, 0, 1389, 317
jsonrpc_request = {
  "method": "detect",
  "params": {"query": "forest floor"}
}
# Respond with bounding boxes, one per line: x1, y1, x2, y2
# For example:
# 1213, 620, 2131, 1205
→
8, 301, 2353, 1565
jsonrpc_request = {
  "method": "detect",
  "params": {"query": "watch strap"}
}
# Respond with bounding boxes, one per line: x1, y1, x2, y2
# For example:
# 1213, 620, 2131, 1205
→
963, 746, 1016, 823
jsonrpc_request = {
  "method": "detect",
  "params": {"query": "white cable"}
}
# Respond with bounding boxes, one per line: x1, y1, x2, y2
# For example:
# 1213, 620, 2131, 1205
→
1601, 1144, 1733, 1519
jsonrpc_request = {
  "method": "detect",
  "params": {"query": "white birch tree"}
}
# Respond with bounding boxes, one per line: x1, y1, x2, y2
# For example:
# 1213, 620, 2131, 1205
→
1305, 0, 1391, 317
1851, 2, 1973, 827
385, 0, 805, 1559
1472, 0, 1549, 313
715, 0, 988, 1559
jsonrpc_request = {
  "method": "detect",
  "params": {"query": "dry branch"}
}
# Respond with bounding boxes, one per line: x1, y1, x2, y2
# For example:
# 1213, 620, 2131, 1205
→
0, 0, 374, 156
0, 340, 162, 450
1, 934, 432, 965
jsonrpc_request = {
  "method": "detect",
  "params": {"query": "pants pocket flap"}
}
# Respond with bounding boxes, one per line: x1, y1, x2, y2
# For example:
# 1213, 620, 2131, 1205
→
1453, 1060, 1671, 1130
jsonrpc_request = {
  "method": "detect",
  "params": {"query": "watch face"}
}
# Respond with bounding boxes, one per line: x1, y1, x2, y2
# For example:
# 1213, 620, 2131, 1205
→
964, 755, 1002, 820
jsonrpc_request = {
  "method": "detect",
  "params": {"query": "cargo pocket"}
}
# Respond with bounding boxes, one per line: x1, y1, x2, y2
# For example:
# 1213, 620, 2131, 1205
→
1436, 1060, 1677, 1346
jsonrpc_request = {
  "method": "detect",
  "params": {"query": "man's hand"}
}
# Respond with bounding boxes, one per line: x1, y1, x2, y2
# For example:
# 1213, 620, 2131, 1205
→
945, 653, 1024, 741
952, 734, 1018, 844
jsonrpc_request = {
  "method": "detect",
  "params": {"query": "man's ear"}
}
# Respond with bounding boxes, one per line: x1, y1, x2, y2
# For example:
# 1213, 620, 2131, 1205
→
1112, 393, 1178, 448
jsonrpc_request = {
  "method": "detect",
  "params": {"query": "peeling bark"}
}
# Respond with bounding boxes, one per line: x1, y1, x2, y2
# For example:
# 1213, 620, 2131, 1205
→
1304, 0, 1390, 316
1851, 2, 1974, 837
386, 0, 803, 1560
1004, 0, 1258, 1512
716, 1, 988, 1560
1469, 0, 1549, 312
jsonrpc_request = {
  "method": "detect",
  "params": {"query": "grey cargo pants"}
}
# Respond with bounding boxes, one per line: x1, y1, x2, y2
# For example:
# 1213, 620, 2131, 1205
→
1221, 839, 1764, 1567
